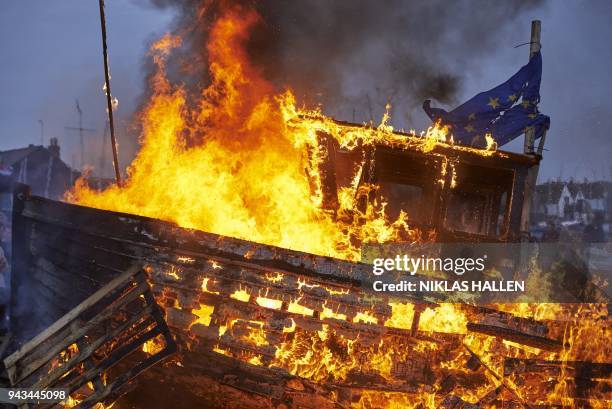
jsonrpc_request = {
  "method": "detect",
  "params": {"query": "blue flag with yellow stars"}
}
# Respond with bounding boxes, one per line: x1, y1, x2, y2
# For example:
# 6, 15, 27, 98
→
423, 51, 550, 147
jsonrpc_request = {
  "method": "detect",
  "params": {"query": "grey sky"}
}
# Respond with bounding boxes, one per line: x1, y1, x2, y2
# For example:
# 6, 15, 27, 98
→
0, 1, 174, 173
0, 1, 610, 181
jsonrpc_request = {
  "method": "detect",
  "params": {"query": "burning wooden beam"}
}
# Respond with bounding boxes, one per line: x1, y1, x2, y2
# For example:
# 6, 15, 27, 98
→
4, 265, 176, 409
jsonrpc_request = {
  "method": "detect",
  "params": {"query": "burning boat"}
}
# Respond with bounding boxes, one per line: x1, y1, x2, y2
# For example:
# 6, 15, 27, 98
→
6, 124, 610, 408
3, 3, 610, 408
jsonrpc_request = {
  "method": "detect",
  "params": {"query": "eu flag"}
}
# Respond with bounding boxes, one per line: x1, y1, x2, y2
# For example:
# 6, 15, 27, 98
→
423, 51, 550, 147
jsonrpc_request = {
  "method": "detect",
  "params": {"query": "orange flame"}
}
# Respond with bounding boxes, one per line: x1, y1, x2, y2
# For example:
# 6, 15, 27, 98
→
66, 5, 430, 261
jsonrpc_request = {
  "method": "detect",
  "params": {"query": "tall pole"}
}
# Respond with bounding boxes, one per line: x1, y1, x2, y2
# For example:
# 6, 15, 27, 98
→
100, 121, 109, 177
523, 20, 541, 154
98, 0, 122, 186
520, 20, 543, 237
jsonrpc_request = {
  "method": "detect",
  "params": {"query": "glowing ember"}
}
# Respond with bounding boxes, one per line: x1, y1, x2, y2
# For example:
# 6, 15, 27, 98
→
201, 277, 219, 294
419, 304, 468, 334
191, 304, 215, 327
384, 302, 414, 330
287, 299, 314, 316
352, 311, 378, 325
229, 288, 250, 302
320, 305, 347, 321
142, 336, 166, 355
255, 296, 282, 310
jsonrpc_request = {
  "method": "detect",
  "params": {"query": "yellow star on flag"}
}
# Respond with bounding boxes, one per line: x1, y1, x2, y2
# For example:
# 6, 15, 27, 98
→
468, 113, 476, 121
521, 100, 531, 108
464, 124, 475, 133
528, 113, 537, 119
507, 94, 518, 102
487, 97, 500, 109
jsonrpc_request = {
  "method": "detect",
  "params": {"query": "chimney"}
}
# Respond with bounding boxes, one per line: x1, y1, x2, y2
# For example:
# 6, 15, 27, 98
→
48, 137, 60, 159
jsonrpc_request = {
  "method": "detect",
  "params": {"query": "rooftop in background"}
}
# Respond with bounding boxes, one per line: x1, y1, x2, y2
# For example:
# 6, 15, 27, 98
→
0, 138, 79, 203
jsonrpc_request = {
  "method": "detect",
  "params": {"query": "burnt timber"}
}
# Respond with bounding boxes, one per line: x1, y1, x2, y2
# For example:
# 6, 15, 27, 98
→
311, 117, 541, 242
7, 186, 610, 408
5, 266, 176, 409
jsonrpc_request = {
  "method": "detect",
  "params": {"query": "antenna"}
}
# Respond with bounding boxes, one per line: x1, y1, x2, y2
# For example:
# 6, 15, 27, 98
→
38, 119, 44, 145
65, 99, 96, 170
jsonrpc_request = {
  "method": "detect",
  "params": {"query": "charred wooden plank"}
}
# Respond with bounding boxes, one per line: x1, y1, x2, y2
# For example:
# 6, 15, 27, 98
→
17, 195, 370, 287
165, 287, 423, 345
4, 266, 176, 409
467, 321, 561, 351
466, 307, 561, 350
439, 396, 570, 409
180, 347, 292, 400
504, 357, 612, 380
504, 357, 612, 404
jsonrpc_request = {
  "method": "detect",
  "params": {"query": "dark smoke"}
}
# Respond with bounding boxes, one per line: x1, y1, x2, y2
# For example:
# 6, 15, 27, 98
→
134, 0, 545, 125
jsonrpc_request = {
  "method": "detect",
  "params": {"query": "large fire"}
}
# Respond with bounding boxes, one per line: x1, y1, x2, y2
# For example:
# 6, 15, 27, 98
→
65, 4, 462, 261
65, 4, 609, 409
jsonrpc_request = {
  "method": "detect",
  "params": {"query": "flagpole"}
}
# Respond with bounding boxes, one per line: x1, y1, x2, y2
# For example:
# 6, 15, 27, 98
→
533, 19, 547, 155
520, 20, 543, 238
523, 20, 541, 154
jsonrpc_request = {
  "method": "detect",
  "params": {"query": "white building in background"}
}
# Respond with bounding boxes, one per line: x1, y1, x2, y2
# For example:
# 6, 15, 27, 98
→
533, 180, 611, 224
